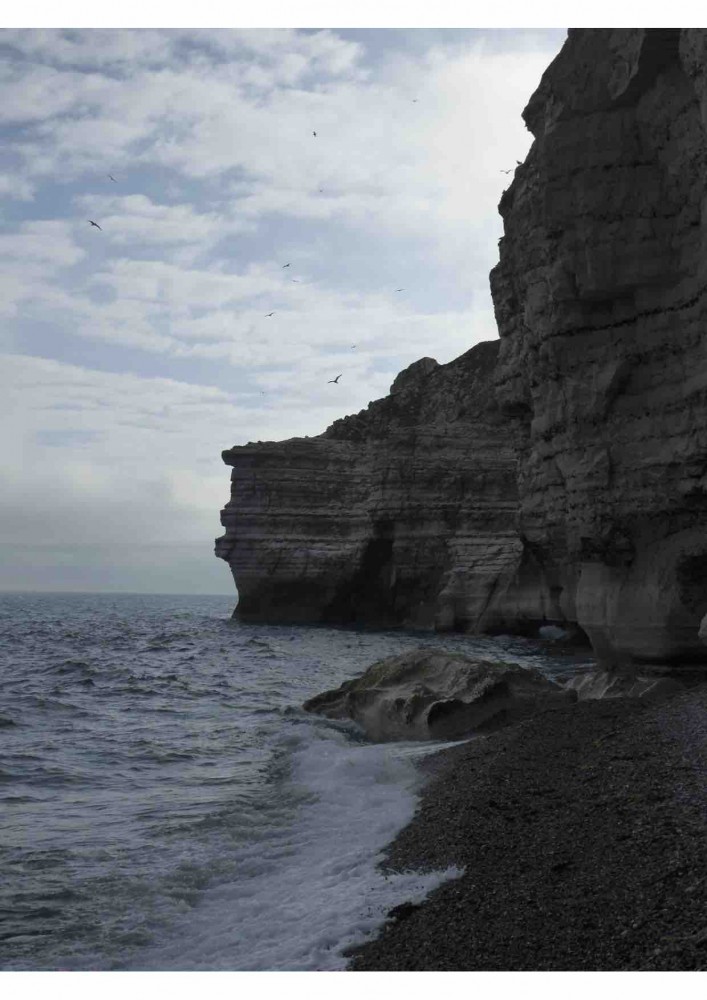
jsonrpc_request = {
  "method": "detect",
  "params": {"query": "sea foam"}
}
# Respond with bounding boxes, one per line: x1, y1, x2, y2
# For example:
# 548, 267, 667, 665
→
131, 723, 464, 971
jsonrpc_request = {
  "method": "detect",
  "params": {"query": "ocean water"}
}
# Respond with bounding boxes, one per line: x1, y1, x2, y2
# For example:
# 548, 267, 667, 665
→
0, 591, 593, 971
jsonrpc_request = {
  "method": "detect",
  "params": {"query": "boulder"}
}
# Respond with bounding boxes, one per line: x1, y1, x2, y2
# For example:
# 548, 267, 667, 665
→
303, 647, 576, 742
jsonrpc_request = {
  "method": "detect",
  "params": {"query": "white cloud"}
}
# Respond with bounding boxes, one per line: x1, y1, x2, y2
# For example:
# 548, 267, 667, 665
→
0, 172, 35, 200
73, 192, 254, 250
0, 27, 567, 589
0, 219, 84, 266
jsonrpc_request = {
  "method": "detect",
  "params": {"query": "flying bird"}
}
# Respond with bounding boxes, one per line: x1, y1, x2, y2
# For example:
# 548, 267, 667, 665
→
312, 131, 317, 137
265, 312, 275, 317
500, 169, 512, 174
88, 220, 102, 230
282, 263, 291, 268
412, 99, 418, 103
108, 174, 117, 182
291, 279, 300, 282
395, 288, 405, 292
328, 374, 342, 384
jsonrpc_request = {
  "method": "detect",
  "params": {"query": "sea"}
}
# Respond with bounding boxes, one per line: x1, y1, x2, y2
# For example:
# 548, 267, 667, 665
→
0, 591, 594, 972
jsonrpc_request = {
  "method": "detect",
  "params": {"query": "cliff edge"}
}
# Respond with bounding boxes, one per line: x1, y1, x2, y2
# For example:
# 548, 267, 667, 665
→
217, 28, 707, 670
216, 341, 545, 631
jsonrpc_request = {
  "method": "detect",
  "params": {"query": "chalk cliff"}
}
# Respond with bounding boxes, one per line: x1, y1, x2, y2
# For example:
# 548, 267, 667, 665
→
217, 28, 707, 669
217, 341, 545, 631
492, 28, 707, 665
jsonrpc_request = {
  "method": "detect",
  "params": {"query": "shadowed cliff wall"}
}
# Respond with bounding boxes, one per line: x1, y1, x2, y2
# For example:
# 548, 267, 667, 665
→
216, 341, 557, 632
492, 28, 707, 665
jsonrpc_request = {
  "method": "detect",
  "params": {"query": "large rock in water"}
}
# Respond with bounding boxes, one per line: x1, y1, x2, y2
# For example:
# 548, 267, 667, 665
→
492, 28, 707, 667
216, 342, 555, 632
303, 648, 577, 742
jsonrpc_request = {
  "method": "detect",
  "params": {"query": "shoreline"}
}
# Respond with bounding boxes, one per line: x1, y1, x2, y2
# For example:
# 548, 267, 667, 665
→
347, 685, 707, 971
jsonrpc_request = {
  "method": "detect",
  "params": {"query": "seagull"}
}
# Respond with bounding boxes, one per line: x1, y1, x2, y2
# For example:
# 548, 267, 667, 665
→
108, 174, 117, 182
500, 169, 512, 174
351, 344, 357, 349
395, 288, 405, 292
88, 220, 102, 230
328, 374, 342, 384
282, 263, 291, 268
265, 312, 275, 317
291, 279, 300, 282
312, 131, 317, 137
412, 99, 418, 103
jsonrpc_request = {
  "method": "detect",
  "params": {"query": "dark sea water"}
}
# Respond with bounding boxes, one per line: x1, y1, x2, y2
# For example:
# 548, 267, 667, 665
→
0, 591, 593, 971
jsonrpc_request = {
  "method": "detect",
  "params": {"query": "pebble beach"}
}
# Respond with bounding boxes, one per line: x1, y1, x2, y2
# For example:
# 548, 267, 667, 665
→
348, 685, 707, 971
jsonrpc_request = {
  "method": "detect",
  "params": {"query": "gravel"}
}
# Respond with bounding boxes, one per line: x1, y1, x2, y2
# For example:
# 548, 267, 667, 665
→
347, 684, 707, 970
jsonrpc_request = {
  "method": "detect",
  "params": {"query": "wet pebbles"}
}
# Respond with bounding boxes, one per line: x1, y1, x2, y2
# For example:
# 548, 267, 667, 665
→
348, 686, 707, 970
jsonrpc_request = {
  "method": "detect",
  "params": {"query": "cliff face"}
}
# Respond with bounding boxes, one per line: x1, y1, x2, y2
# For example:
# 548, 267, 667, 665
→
217, 28, 707, 668
492, 28, 707, 665
217, 341, 550, 631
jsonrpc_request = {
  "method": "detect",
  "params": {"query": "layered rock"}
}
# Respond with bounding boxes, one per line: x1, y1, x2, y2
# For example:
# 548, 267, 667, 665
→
492, 28, 707, 666
303, 648, 576, 741
217, 28, 707, 670
217, 341, 548, 630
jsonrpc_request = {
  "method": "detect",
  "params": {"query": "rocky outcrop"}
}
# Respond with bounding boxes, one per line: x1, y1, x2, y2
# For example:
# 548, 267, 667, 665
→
303, 648, 576, 741
492, 28, 707, 667
217, 28, 707, 671
217, 341, 557, 631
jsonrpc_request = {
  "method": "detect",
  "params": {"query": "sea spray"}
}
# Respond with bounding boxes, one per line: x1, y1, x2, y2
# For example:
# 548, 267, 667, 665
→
130, 724, 465, 970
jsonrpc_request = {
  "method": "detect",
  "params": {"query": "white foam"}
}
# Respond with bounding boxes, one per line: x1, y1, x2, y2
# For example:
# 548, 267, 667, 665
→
132, 727, 464, 971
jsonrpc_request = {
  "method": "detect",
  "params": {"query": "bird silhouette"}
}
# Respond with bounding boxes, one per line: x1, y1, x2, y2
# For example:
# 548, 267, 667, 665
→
88, 220, 102, 230
328, 374, 342, 384
108, 174, 117, 182
291, 279, 300, 282
500, 169, 512, 174
312, 131, 317, 137
265, 312, 275, 317
282, 263, 291, 268
395, 288, 405, 292
412, 99, 418, 103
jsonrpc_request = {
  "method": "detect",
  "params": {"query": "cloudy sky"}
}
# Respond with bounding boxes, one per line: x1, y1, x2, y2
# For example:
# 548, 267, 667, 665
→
0, 17, 569, 595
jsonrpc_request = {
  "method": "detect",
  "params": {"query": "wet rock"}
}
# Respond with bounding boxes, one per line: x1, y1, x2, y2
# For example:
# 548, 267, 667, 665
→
303, 648, 576, 742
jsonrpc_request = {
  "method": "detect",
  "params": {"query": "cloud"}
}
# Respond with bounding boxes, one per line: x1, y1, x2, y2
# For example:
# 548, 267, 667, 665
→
0, 172, 35, 200
0, 27, 567, 591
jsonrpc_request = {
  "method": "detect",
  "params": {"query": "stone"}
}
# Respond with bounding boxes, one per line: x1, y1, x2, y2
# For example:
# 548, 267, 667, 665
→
216, 341, 558, 632
492, 28, 707, 667
303, 647, 577, 742
216, 28, 707, 673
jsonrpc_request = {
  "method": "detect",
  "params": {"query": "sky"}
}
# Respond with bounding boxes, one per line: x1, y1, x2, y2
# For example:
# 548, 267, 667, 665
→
0, 15, 570, 595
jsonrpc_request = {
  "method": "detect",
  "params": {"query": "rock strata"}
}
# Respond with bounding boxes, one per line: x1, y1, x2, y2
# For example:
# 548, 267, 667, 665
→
217, 341, 551, 631
492, 28, 707, 666
303, 648, 576, 741
217, 28, 707, 670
